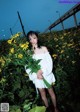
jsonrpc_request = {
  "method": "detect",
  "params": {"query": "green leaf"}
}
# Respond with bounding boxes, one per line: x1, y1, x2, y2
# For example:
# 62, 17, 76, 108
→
29, 106, 46, 112
18, 90, 25, 98
16, 109, 21, 112
43, 78, 51, 88
12, 82, 21, 91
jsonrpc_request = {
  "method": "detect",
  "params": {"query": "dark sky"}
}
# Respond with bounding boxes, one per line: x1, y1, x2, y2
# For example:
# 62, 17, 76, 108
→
0, 0, 80, 40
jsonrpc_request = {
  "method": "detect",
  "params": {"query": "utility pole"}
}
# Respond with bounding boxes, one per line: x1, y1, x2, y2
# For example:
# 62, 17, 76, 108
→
17, 11, 26, 37
60, 19, 64, 31
56, 11, 64, 31
10, 28, 13, 36
73, 13, 78, 28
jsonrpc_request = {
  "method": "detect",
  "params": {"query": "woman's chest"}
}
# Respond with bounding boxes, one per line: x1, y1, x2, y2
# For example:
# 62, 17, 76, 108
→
33, 54, 45, 60
34, 48, 44, 54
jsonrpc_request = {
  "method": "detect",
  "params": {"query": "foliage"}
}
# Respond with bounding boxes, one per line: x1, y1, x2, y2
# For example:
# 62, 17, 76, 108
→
39, 28, 80, 112
0, 33, 37, 110
0, 28, 80, 112
29, 106, 46, 112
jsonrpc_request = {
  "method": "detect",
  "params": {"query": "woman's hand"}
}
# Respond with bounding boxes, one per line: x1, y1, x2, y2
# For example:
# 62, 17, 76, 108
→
37, 70, 43, 79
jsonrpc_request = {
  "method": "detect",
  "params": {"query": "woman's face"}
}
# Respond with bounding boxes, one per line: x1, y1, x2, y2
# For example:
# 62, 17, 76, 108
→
29, 34, 38, 45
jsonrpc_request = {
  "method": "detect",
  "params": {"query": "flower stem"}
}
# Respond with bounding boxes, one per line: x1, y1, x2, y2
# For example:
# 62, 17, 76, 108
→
43, 78, 51, 88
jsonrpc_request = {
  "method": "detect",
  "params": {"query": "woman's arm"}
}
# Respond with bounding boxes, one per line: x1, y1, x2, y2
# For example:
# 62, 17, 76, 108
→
37, 69, 43, 79
41, 46, 53, 77
25, 66, 37, 81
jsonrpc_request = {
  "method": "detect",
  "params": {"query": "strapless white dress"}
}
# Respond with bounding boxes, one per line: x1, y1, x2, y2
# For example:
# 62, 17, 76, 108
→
25, 52, 56, 88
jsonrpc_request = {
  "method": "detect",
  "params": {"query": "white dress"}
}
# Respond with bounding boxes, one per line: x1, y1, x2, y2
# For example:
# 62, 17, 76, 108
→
25, 51, 56, 89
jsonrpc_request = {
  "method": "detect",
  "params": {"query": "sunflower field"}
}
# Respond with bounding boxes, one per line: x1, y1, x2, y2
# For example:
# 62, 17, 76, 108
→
0, 28, 80, 112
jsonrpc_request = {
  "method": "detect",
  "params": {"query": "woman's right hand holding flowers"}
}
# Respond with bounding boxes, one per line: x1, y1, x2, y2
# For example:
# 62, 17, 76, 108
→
37, 70, 43, 79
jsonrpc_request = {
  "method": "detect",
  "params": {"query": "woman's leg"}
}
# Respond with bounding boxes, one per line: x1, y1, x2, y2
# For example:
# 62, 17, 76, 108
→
47, 87, 59, 112
38, 88, 49, 107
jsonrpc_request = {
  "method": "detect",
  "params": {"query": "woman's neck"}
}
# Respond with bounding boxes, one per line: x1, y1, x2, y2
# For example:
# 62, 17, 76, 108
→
32, 44, 38, 50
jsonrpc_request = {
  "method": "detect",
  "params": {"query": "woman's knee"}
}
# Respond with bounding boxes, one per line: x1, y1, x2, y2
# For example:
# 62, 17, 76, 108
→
39, 88, 46, 98
48, 87, 55, 96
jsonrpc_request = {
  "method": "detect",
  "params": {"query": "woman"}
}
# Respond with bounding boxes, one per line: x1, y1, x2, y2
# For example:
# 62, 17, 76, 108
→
25, 31, 59, 112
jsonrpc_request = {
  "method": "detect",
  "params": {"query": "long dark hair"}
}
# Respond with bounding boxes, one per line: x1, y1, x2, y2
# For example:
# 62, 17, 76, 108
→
26, 31, 41, 49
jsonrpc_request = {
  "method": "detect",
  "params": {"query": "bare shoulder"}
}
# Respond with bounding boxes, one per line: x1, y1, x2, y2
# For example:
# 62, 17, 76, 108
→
41, 46, 48, 52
